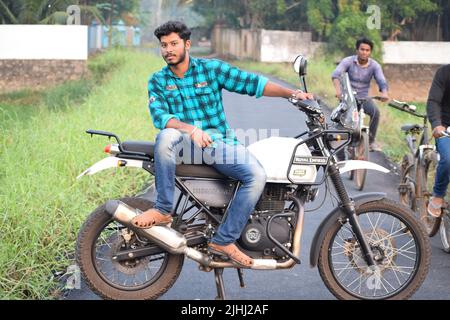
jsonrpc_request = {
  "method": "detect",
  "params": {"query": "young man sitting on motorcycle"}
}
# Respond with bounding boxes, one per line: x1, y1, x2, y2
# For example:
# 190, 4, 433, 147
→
133, 21, 313, 267
331, 37, 389, 152
426, 64, 450, 217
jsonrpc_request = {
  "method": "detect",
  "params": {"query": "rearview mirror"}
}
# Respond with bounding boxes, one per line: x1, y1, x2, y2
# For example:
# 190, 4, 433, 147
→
293, 55, 307, 77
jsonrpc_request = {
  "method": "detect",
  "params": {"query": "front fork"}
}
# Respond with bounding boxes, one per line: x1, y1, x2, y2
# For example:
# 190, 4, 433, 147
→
327, 162, 377, 267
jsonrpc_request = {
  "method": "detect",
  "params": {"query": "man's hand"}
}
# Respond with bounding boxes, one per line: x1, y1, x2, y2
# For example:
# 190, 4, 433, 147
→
294, 90, 314, 100
191, 127, 213, 148
335, 91, 342, 100
433, 125, 447, 139
379, 92, 390, 102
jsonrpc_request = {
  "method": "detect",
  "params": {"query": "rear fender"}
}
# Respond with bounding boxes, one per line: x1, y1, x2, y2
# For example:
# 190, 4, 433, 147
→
77, 157, 144, 179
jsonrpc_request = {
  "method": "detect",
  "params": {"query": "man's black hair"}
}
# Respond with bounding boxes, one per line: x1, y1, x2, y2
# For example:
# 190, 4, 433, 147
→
355, 37, 374, 50
154, 21, 191, 42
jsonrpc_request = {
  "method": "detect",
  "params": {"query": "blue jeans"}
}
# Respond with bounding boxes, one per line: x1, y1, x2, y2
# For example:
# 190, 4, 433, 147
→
153, 128, 267, 245
361, 98, 380, 144
433, 137, 450, 197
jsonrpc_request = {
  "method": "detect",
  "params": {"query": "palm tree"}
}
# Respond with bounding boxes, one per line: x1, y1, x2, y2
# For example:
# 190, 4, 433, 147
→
0, 0, 106, 25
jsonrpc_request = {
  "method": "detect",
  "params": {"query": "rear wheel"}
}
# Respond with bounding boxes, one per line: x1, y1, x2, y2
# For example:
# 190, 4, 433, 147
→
76, 197, 184, 300
416, 151, 440, 237
354, 131, 369, 191
318, 199, 430, 300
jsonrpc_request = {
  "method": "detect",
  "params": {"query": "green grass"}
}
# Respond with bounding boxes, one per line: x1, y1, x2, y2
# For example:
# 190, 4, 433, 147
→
377, 102, 428, 161
0, 49, 163, 299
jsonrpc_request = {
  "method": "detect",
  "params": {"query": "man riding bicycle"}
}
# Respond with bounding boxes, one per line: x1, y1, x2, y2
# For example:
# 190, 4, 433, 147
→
331, 37, 389, 152
426, 64, 450, 217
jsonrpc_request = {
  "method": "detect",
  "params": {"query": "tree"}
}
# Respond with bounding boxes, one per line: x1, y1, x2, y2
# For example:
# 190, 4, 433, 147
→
306, 0, 440, 61
0, 0, 140, 25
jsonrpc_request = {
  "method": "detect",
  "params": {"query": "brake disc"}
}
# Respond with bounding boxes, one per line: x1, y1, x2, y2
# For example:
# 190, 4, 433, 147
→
343, 228, 397, 274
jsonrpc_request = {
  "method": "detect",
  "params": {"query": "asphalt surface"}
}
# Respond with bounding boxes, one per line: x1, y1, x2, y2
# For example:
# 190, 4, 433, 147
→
65, 74, 450, 300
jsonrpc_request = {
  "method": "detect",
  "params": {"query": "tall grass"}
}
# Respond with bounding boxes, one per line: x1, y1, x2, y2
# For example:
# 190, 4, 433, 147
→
0, 49, 164, 299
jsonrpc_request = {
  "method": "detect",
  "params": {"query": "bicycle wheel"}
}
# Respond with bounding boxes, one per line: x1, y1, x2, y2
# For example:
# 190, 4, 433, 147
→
416, 151, 440, 237
439, 209, 450, 253
346, 146, 355, 180
354, 131, 369, 191
399, 154, 416, 211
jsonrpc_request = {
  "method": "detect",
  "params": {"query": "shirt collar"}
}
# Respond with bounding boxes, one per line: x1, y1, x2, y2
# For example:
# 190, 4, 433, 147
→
353, 55, 371, 67
163, 56, 197, 78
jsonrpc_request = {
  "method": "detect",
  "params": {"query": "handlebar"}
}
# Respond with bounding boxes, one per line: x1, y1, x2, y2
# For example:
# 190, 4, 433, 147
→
387, 99, 426, 118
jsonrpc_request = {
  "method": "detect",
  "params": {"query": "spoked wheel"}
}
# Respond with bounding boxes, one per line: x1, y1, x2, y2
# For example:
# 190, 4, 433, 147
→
318, 199, 430, 300
354, 131, 369, 191
399, 154, 416, 211
439, 209, 450, 253
346, 145, 355, 180
76, 197, 184, 300
416, 151, 441, 237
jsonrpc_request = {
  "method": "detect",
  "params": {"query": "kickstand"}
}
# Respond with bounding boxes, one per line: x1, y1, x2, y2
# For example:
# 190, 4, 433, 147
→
214, 268, 226, 300
237, 268, 245, 288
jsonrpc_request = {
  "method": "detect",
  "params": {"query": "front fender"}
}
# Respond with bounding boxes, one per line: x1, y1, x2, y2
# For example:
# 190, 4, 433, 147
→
309, 192, 386, 268
77, 157, 144, 179
336, 160, 389, 174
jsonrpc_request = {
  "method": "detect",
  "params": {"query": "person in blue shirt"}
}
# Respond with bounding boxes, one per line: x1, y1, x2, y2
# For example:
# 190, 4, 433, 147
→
131, 21, 312, 267
331, 37, 390, 152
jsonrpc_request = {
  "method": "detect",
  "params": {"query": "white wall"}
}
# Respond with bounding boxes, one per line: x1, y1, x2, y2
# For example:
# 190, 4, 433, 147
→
0, 25, 87, 60
383, 41, 450, 64
260, 30, 322, 63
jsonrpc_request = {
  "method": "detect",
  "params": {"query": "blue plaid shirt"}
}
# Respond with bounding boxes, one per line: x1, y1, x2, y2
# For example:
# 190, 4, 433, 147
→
147, 57, 268, 145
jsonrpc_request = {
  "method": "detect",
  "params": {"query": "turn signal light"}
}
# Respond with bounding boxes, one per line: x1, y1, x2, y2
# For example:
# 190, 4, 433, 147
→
104, 144, 111, 153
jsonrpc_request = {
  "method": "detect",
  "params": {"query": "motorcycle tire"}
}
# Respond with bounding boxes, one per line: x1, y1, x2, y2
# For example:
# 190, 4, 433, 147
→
76, 197, 184, 300
318, 198, 431, 300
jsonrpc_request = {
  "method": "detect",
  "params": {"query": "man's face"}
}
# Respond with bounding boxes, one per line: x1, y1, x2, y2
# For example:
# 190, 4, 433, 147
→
160, 32, 190, 66
356, 43, 372, 62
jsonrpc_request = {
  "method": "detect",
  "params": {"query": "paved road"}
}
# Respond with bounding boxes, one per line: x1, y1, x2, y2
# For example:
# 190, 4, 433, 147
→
66, 75, 450, 300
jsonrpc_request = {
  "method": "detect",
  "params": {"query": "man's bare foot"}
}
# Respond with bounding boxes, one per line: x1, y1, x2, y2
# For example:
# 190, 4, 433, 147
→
131, 208, 172, 229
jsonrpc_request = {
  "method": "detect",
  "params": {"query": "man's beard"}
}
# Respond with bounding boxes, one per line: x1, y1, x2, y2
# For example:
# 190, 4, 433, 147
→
164, 49, 187, 66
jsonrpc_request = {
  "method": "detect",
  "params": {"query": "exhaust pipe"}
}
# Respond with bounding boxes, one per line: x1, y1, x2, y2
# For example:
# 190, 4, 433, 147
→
105, 200, 187, 254
104, 200, 287, 270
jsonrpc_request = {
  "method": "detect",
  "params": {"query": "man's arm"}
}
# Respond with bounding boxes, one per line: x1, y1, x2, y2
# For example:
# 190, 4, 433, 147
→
332, 78, 341, 99
331, 57, 351, 99
262, 81, 313, 100
373, 63, 389, 101
427, 66, 447, 138
165, 118, 212, 148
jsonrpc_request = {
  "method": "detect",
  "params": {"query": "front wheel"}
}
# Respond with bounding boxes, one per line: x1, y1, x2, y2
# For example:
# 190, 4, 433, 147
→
399, 154, 416, 211
416, 151, 440, 237
440, 209, 450, 253
354, 131, 369, 191
318, 198, 431, 300
76, 197, 184, 300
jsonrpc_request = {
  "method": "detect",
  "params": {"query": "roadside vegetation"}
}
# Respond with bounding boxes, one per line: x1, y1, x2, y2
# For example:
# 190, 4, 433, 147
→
0, 48, 162, 299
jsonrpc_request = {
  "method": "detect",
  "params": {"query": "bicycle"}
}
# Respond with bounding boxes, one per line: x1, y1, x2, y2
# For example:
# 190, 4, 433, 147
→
388, 99, 449, 240
334, 73, 373, 191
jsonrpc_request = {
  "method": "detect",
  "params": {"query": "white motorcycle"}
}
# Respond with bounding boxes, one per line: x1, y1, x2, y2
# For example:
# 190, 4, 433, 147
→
76, 55, 430, 300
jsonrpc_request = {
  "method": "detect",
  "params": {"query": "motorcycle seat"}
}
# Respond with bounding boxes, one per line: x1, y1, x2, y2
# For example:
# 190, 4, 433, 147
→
121, 141, 227, 179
